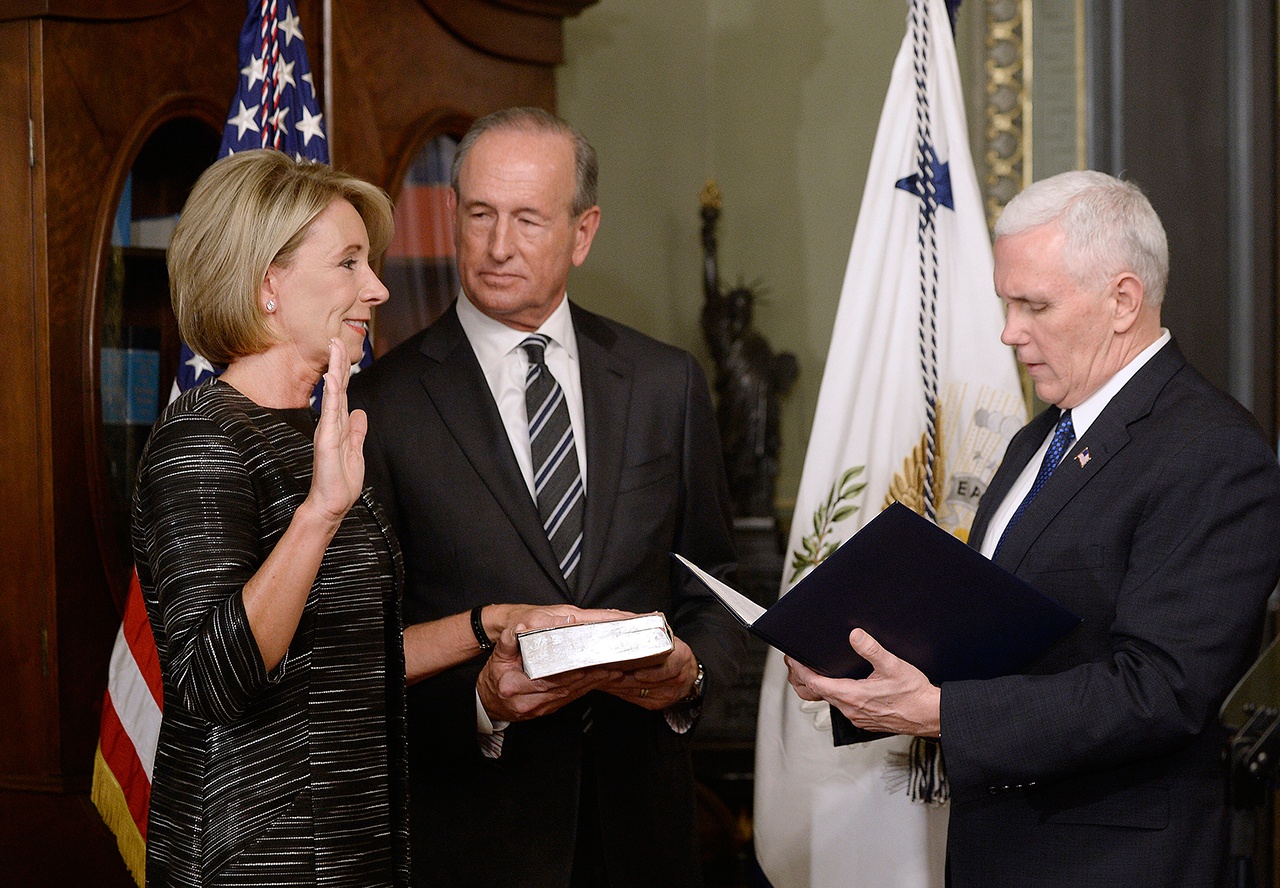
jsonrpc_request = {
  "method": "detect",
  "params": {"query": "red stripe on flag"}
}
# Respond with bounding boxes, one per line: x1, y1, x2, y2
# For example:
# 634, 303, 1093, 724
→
387, 184, 456, 259
121, 570, 163, 709
99, 693, 151, 839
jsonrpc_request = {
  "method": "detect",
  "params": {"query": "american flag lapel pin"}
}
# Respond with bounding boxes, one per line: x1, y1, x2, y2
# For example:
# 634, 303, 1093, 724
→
1075, 447, 1091, 468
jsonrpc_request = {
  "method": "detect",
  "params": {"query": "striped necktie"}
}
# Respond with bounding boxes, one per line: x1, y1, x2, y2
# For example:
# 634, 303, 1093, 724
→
521, 335, 585, 591
994, 409, 1074, 558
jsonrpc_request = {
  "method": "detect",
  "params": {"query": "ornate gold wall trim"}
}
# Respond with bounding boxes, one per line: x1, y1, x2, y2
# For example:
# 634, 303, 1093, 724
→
983, 0, 1032, 230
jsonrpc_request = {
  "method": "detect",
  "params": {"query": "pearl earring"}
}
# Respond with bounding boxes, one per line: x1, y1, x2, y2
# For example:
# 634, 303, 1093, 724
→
266, 300, 276, 312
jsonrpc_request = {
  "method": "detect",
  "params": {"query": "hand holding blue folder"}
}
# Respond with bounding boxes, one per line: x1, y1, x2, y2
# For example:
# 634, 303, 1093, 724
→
675, 502, 1081, 683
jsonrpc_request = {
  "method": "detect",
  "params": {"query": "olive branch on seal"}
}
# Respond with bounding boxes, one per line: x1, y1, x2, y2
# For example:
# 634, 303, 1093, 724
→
788, 465, 866, 580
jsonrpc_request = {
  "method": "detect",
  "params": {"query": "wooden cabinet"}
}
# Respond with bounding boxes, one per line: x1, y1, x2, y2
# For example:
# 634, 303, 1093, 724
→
0, 0, 245, 797
0, 1, 593, 871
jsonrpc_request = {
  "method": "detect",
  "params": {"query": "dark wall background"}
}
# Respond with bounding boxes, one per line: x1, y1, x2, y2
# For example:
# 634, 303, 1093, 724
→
1088, 0, 1277, 443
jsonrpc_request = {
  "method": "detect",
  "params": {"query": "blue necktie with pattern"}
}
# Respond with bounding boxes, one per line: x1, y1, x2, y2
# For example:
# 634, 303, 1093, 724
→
521, 335, 585, 591
994, 409, 1074, 558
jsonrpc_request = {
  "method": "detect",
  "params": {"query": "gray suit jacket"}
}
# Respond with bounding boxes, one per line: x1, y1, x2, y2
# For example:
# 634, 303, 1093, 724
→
350, 302, 745, 888
940, 340, 1280, 887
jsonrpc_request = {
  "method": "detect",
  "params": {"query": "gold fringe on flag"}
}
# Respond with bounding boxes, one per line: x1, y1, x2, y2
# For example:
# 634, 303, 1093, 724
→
91, 744, 146, 888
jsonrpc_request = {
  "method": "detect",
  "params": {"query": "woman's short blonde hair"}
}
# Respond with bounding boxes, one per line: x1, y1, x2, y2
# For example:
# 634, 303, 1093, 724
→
168, 150, 394, 364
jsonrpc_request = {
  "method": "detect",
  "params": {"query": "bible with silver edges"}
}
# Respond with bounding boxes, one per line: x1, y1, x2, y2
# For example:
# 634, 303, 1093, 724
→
517, 613, 674, 680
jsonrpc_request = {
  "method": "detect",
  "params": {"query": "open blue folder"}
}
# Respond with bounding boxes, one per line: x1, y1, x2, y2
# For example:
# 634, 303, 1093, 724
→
675, 502, 1081, 682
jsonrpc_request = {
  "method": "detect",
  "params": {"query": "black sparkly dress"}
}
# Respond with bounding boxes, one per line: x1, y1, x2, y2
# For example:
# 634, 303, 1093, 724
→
133, 380, 410, 888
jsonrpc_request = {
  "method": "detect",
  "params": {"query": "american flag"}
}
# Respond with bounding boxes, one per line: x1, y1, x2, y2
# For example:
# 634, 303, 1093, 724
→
219, 0, 329, 162
92, 4, 356, 883
176, 0, 373, 400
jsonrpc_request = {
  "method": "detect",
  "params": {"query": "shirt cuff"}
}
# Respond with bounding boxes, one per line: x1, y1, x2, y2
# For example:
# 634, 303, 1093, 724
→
663, 694, 703, 734
475, 688, 510, 758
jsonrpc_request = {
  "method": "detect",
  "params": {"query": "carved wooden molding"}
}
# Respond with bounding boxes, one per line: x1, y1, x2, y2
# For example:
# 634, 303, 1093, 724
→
418, 0, 597, 65
0, 0, 190, 22
489, 0, 597, 15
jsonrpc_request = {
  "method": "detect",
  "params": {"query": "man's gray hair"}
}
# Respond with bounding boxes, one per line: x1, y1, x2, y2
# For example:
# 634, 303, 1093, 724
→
450, 107, 598, 217
994, 170, 1169, 306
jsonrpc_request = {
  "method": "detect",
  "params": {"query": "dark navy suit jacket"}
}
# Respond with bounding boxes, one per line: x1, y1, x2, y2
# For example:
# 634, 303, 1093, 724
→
940, 340, 1280, 887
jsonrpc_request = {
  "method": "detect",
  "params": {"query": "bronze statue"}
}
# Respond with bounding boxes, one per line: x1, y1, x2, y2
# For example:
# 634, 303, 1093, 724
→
700, 181, 798, 519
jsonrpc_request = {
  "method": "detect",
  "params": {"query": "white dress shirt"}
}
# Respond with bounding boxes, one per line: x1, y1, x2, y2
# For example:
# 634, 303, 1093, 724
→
980, 329, 1172, 558
455, 290, 588, 498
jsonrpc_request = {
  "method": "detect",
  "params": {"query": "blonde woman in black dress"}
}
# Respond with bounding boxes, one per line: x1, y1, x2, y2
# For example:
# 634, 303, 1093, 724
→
133, 150, 408, 888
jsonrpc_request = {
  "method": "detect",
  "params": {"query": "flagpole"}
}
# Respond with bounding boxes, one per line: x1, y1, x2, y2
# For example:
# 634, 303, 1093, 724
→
751, 1, 1027, 884
324, 0, 335, 163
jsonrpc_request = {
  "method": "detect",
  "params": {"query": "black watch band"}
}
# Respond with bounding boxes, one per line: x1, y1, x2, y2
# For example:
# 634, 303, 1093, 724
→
470, 605, 494, 653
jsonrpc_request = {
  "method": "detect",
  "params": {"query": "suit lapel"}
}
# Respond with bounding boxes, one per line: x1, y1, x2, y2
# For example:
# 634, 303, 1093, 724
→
571, 305, 632, 602
418, 306, 573, 600
994, 340, 1187, 571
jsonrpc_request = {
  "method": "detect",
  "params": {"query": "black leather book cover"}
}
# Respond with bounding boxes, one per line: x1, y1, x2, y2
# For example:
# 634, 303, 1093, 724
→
677, 502, 1081, 682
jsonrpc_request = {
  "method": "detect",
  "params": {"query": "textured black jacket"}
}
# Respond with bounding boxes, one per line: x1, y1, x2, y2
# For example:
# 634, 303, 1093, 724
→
133, 380, 410, 888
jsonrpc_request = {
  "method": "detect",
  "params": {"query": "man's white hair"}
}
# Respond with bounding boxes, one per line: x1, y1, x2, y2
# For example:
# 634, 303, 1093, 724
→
994, 170, 1169, 306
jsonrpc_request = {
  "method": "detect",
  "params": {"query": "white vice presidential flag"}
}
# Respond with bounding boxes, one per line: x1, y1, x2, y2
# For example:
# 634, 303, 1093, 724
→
752, 0, 1026, 885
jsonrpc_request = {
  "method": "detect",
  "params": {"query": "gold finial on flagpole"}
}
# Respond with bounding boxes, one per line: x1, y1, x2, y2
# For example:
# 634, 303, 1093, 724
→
700, 179, 722, 211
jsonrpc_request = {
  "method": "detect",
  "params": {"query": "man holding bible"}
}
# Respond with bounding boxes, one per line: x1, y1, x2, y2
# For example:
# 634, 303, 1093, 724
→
351, 107, 745, 887
787, 170, 1280, 887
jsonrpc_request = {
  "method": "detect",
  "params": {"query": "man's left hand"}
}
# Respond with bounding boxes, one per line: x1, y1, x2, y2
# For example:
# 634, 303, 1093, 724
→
477, 625, 619, 722
786, 628, 941, 737
599, 636, 699, 710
